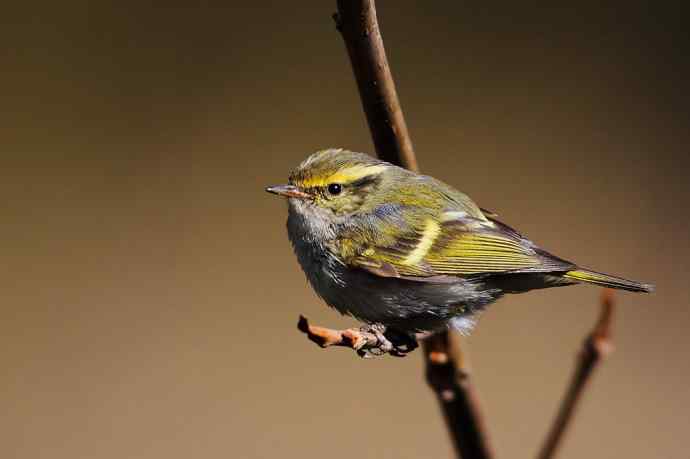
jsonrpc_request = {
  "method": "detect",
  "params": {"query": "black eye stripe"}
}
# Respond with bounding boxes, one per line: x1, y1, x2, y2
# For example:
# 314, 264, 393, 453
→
350, 174, 380, 188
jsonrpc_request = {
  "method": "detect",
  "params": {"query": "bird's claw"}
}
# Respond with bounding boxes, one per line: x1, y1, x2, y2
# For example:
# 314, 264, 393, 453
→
356, 324, 418, 358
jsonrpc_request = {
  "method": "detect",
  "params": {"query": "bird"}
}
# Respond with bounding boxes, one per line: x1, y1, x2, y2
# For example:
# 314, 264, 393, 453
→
267, 148, 652, 348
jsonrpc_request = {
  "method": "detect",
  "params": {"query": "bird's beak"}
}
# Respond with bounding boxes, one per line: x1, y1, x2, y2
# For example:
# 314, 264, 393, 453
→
265, 184, 311, 199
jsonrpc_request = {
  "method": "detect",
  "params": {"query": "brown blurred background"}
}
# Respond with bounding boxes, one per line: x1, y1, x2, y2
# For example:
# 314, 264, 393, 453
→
2, 1, 688, 458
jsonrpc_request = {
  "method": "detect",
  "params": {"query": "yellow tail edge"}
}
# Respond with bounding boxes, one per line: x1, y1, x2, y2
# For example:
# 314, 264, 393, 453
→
564, 268, 654, 293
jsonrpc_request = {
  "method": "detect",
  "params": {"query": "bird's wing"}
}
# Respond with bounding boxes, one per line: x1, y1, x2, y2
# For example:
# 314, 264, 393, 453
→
345, 212, 574, 281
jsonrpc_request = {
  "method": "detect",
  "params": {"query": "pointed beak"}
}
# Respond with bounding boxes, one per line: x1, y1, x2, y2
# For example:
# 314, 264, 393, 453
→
265, 184, 311, 199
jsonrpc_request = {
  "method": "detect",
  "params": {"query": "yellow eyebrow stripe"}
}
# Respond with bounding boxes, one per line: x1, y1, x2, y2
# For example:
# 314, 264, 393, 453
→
299, 164, 387, 188
402, 219, 441, 266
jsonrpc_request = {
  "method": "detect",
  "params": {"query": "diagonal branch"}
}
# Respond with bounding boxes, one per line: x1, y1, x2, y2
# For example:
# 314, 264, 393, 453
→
331, 1, 493, 457
537, 289, 616, 459
334, 0, 417, 171
296, 3, 620, 459
296, 3, 621, 459
424, 332, 495, 459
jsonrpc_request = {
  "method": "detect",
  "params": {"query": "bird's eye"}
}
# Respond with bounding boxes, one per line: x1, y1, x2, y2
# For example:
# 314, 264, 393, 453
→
327, 183, 342, 195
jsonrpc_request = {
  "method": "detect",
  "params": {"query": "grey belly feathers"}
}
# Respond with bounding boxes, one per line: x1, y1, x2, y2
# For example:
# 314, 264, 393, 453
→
287, 200, 503, 334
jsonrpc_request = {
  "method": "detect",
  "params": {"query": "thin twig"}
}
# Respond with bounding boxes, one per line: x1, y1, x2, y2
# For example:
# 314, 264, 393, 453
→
332, 1, 493, 457
537, 289, 616, 459
298, 315, 376, 350
297, 316, 414, 358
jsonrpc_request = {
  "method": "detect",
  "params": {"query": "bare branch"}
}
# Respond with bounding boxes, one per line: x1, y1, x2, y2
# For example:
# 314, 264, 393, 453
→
537, 289, 616, 459
334, 0, 418, 171
296, 3, 620, 458
297, 316, 414, 358
424, 332, 495, 459
332, 1, 494, 457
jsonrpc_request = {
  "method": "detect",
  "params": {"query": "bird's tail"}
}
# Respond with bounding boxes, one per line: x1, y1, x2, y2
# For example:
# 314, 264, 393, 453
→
563, 268, 654, 293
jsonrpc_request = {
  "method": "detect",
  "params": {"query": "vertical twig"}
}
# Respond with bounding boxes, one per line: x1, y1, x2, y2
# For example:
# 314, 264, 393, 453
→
333, 1, 493, 457
537, 290, 616, 459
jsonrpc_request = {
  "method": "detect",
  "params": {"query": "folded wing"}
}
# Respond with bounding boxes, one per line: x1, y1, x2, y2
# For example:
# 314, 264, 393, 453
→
346, 212, 575, 280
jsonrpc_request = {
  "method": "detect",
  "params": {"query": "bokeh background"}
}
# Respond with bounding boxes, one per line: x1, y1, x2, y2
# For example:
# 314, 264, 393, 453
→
2, 1, 688, 458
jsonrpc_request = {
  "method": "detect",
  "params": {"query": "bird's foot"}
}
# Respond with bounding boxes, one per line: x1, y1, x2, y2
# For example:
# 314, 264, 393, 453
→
356, 324, 419, 358
385, 328, 419, 356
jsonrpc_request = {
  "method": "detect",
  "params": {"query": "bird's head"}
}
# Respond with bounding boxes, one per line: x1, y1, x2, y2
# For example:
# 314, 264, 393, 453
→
266, 148, 409, 216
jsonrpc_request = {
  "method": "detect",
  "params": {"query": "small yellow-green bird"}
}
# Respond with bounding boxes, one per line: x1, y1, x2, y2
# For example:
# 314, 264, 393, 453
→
267, 149, 652, 345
